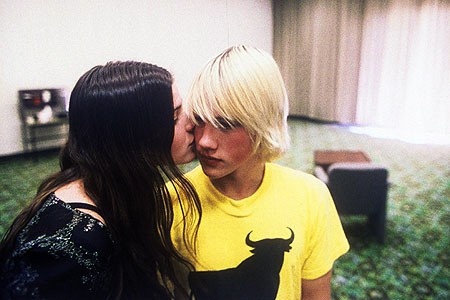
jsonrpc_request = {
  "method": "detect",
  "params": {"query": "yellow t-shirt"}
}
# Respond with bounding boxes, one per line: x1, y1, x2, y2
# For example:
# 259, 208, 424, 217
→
171, 163, 349, 299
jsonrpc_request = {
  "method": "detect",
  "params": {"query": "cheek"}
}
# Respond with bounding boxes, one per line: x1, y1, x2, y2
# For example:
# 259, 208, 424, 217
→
224, 131, 254, 157
171, 125, 182, 146
230, 139, 253, 156
193, 127, 202, 139
231, 128, 253, 146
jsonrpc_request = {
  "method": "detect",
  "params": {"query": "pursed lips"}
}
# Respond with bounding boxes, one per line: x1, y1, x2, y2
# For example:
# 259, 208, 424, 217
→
197, 153, 221, 164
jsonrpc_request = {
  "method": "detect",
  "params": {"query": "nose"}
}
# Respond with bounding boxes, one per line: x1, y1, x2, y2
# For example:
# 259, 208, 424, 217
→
195, 123, 218, 150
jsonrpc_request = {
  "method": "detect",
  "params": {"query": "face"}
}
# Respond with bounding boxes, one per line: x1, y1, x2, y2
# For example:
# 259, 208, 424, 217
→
194, 118, 261, 181
171, 84, 196, 164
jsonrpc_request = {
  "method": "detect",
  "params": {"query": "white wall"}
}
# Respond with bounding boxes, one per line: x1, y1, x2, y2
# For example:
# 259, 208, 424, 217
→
0, 0, 273, 156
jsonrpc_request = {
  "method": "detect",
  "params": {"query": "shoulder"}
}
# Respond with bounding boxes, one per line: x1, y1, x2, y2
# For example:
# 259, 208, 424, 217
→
20, 194, 112, 251
266, 163, 327, 190
0, 195, 113, 299
9, 195, 112, 258
55, 180, 105, 224
263, 163, 333, 212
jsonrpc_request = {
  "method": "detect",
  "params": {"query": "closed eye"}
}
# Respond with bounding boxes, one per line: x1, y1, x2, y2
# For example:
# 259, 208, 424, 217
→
194, 115, 206, 127
174, 105, 182, 123
193, 115, 241, 130
216, 117, 241, 130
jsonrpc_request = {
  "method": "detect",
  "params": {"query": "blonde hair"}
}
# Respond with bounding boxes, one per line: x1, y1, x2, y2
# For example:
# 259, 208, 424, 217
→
185, 45, 290, 161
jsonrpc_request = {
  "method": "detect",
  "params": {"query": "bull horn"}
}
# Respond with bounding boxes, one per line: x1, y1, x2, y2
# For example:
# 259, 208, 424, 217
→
245, 231, 258, 247
286, 227, 295, 243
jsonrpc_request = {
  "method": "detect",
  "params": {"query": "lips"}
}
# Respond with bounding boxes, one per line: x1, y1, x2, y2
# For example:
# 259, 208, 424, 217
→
198, 153, 221, 165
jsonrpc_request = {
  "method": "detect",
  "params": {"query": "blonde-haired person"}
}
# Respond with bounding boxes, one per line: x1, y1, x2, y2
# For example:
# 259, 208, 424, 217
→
171, 45, 349, 299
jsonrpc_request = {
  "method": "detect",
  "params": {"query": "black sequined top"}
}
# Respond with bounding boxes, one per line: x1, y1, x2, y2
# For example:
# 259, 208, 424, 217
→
0, 194, 114, 299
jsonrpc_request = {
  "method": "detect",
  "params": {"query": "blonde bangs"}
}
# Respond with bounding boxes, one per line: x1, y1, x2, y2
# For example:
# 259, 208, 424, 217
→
185, 45, 290, 161
186, 59, 247, 129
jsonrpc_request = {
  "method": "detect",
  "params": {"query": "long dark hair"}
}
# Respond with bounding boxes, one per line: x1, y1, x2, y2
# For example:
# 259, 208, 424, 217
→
0, 61, 201, 299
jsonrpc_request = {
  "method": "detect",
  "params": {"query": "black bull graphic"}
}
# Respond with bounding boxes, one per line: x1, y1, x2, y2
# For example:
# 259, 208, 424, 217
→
189, 228, 295, 300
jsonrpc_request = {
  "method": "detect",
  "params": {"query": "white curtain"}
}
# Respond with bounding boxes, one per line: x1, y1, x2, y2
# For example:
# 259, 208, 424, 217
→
273, 0, 364, 123
357, 0, 450, 135
273, 0, 450, 136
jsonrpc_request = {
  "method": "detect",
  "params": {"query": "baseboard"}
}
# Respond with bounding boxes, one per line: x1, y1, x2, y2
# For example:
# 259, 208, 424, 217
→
288, 115, 340, 125
0, 148, 61, 163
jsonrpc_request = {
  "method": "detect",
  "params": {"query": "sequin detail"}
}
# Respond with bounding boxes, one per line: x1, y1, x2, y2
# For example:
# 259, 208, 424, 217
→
0, 194, 113, 299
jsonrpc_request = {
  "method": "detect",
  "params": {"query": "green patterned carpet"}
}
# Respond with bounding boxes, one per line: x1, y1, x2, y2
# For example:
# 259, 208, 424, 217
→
279, 119, 450, 300
1, 118, 449, 299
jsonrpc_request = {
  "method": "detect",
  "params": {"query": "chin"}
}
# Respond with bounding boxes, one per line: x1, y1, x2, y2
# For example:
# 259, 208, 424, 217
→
200, 165, 224, 179
174, 153, 196, 165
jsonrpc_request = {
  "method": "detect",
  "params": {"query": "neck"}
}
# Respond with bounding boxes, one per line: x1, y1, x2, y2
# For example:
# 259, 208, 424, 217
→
211, 161, 266, 200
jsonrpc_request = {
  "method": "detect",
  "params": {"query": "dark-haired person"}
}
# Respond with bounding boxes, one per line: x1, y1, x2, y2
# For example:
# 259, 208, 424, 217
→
0, 61, 201, 299
171, 45, 349, 299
